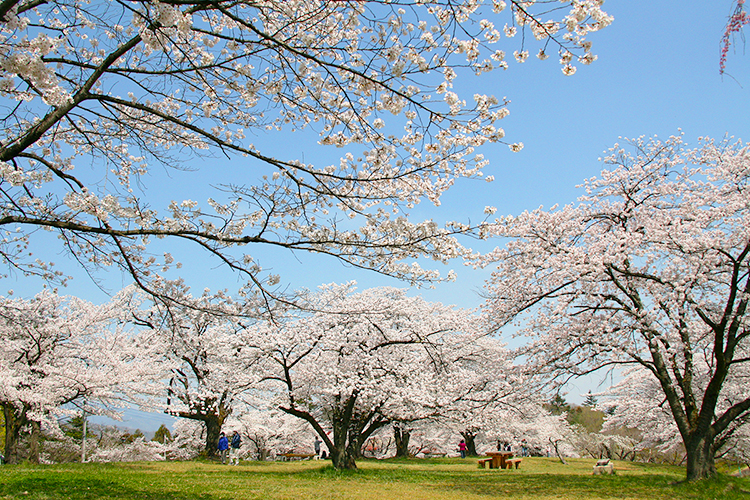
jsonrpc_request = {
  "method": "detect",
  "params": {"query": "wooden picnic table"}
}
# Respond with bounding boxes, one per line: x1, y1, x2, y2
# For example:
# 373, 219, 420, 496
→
486, 451, 513, 469
478, 451, 521, 469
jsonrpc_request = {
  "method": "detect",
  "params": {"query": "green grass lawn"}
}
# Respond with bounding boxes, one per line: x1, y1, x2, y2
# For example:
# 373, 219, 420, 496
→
1, 457, 748, 500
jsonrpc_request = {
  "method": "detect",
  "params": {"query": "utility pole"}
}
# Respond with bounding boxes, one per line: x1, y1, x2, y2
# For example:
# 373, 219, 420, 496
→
81, 401, 87, 463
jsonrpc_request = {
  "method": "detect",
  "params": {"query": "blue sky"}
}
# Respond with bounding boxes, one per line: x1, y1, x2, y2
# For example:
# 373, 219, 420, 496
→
7, 1, 750, 429
265, 0, 750, 310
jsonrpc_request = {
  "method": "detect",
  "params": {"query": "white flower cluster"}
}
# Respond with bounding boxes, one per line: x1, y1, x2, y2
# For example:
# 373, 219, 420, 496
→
0, 0, 612, 294
475, 135, 750, 481
0, 32, 71, 105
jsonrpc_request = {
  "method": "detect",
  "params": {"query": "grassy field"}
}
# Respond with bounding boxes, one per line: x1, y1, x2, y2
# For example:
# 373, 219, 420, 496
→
1, 457, 748, 500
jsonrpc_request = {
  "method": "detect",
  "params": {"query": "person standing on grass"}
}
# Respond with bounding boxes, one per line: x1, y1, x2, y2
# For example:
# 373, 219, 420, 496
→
230, 431, 242, 465
218, 432, 229, 464
458, 439, 467, 459
314, 437, 322, 459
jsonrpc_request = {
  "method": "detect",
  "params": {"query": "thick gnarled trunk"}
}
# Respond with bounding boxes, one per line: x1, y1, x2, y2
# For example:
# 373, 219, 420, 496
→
330, 445, 357, 470
330, 415, 358, 470
167, 390, 231, 459
280, 392, 389, 470
2, 403, 28, 464
170, 402, 230, 459
685, 434, 717, 481
203, 416, 224, 459
393, 424, 411, 458
461, 430, 478, 457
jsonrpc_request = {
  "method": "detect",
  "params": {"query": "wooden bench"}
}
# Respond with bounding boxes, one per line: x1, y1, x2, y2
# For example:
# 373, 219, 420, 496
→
477, 458, 492, 468
505, 457, 522, 469
279, 453, 316, 461
593, 458, 613, 475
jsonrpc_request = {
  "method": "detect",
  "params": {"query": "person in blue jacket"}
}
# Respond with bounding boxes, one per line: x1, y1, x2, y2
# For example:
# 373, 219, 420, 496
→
218, 432, 229, 464
229, 431, 242, 465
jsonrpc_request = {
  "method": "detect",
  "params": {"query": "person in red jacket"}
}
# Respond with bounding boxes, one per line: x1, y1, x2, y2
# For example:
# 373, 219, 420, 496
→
458, 439, 467, 459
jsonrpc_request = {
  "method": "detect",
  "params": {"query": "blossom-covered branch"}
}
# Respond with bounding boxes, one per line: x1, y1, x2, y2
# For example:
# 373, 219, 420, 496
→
0, 1, 611, 303
475, 134, 750, 480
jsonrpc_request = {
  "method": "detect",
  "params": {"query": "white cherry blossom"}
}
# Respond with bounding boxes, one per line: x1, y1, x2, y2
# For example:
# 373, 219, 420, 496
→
0, 1, 611, 304
475, 134, 750, 481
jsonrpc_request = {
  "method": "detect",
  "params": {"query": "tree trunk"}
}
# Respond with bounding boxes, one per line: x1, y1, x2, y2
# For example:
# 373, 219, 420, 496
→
330, 445, 357, 470
685, 434, 717, 481
348, 427, 364, 459
28, 420, 41, 464
329, 413, 358, 470
550, 438, 567, 465
204, 416, 223, 459
393, 425, 411, 458
347, 413, 386, 459
172, 403, 229, 459
2, 403, 27, 464
461, 431, 478, 457
279, 393, 366, 470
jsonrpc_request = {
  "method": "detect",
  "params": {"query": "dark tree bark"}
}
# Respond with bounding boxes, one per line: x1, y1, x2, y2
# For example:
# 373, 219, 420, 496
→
550, 437, 567, 465
2, 402, 28, 464
685, 435, 717, 480
169, 395, 230, 459
28, 420, 41, 464
393, 424, 411, 458
280, 391, 388, 470
461, 430, 478, 457
347, 409, 388, 459
203, 415, 224, 459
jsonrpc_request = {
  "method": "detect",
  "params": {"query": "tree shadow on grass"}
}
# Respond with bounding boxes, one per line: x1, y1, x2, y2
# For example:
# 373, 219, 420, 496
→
1, 474, 222, 500
3, 461, 749, 500
248, 462, 750, 500
435, 472, 750, 500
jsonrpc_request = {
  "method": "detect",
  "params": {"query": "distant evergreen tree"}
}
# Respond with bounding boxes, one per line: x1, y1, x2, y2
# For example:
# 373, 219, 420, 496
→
583, 391, 598, 407
61, 416, 96, 441
152, 424, 173, 444
548, 394, 571, 415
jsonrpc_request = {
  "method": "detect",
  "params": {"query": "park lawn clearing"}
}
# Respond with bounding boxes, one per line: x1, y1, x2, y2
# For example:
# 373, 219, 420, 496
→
1, 457, 748, 500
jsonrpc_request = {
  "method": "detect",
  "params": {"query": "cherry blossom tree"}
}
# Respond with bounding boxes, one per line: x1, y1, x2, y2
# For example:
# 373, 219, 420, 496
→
0, 1, 611, 304
603, 363, 750, 464
426, 335, 537, 456
249, 283, 485, 469
721, 0, 749, 75
476, 134, 750, 480
163, 418, 204, 461
375, 333, 530, 459
88, 436, 167, 463
0, 288, 155, 464
231, 408, 316, 461
134, 289, 262, 458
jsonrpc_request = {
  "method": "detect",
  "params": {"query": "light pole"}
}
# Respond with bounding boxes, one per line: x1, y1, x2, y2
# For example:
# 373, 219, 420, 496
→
81, 400, 87, 463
